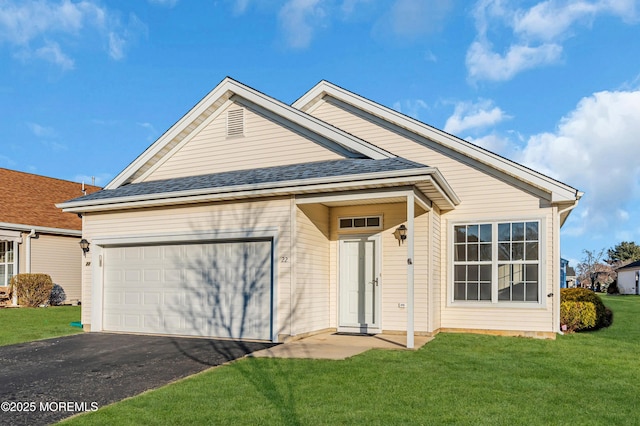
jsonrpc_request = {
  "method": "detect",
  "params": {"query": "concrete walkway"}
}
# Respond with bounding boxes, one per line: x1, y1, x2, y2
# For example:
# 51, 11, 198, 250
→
251, 332, 432, 360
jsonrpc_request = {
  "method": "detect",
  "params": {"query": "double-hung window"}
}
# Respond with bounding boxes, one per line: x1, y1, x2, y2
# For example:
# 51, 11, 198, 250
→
0, 241, 16, 287
453, 220, 541, 304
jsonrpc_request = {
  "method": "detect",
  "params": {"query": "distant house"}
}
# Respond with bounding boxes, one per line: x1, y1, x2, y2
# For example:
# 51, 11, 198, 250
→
0, 168, 100, 305
561, 258, 568, 289
560, 259, 577, 288
616, 260, 640, 295
566, 265, 576, 288
58, 77, 582, 344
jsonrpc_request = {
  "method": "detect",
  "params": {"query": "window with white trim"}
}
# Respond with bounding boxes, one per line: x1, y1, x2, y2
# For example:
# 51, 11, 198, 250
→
0, 241, 16, 287
338, 216, 382, 230
453, 221, 541, 303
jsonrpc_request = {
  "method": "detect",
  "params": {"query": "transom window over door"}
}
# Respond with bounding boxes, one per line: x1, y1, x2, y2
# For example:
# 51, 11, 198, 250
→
0, 241, 16, 287
452, 221, 541, 304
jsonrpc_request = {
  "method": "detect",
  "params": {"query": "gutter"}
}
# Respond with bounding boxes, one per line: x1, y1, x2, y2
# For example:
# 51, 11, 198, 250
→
25, 229, 36, 273
0, 222, 82, 237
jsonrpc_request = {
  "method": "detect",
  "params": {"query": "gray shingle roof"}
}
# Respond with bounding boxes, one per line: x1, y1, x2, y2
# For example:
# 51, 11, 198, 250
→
65, 157, 428, 204
617, 259, 640, 271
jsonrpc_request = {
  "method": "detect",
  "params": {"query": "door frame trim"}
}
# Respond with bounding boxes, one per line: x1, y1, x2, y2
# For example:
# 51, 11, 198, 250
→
337, 233, 382, 333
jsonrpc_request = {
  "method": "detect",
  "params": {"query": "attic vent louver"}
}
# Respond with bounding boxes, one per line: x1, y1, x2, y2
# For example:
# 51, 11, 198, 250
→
227, 108, 244, 138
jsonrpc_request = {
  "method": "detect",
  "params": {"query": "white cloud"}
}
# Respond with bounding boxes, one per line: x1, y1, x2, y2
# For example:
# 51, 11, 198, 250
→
0, 0, 143, 69
514, 0, 639, 41
465, 133, 521, 160
467, 0, 639, 82
392, 99, 430, 120
278, 0, 326, 49
108, 32, 126, 60
518, 89, 640, 237
466, 40, 562, 81
34, 40, 75, 70
27, 122, 57, 138
138, 122, 158, 141
444, 99, 509, 135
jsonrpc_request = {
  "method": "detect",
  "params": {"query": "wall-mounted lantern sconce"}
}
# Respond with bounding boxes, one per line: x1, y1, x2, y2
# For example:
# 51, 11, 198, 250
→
394, 224, 408, 246
79, 238, 90, 256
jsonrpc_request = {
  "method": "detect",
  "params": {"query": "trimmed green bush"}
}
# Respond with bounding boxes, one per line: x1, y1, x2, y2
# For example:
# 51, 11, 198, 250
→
560, 301, 596, 332
560, 288, 610, 330
10, 273, 54, 307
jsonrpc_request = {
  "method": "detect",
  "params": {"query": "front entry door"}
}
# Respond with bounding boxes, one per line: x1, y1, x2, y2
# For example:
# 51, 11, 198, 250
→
339, 236, 380, 332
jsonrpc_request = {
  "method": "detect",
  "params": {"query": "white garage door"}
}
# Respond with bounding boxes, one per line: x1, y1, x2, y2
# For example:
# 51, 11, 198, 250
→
103, 240, 272, 340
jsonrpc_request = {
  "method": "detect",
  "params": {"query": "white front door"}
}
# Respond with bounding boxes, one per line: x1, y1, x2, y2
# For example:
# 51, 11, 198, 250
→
339, 236, 380, 332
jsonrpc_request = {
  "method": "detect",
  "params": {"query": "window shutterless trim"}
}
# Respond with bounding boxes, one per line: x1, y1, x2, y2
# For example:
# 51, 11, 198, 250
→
448, 218, 546, 308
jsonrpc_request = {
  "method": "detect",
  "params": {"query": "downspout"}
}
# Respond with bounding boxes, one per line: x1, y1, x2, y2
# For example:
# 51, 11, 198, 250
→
14, 229, 36, 305
25, 229, 36, 273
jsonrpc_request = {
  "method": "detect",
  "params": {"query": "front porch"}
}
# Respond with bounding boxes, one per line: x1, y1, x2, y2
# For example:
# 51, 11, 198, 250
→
253, 330, 433, 360
293, 183, 455, 348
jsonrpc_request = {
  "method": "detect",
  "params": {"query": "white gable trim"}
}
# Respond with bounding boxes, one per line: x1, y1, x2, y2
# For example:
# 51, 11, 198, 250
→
107, 78, 393, 190
293, 81, 582, 204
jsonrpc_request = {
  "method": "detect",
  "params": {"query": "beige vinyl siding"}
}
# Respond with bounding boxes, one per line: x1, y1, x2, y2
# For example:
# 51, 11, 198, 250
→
312, 99, 556, 333
295, 204, 330, 334
81, 198, 293, 335
143, 102, 343, 182
311, 100, 542, 217
30, 234, 82, 303
81, 250, 93, 325
328, 203, 429, 333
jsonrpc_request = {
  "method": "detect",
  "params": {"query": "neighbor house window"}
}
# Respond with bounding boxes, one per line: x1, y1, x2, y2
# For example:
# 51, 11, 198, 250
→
339, 216, 382, 230
452, 221, 541, 304
0, 241, 16, 287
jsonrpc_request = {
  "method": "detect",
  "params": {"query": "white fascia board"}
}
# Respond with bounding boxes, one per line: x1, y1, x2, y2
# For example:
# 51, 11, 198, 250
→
294, 81, 580, 203
0, 221, 82, 237
59, 168, 457, 213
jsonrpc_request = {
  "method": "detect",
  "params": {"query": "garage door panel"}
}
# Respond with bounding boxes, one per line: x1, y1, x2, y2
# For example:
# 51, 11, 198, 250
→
103, 240, 272, 340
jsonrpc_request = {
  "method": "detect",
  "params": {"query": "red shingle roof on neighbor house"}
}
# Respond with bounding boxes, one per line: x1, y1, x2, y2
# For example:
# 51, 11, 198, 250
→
0, 168, 101, 231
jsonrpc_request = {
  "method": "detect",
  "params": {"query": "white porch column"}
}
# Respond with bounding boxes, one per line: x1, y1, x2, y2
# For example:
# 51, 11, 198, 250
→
407, 192, 415, 349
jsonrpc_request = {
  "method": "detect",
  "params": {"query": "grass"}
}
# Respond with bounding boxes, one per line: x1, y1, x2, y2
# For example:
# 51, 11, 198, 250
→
0, 306, 82, 346
65, 295, 640, 425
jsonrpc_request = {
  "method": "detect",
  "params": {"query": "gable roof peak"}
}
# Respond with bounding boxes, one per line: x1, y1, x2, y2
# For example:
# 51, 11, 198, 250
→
293, 79, 582, 205
105, 77, 394, 190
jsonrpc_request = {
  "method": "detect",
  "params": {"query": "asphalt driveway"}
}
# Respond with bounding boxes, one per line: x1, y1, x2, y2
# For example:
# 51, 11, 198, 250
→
0, 333, 276, 425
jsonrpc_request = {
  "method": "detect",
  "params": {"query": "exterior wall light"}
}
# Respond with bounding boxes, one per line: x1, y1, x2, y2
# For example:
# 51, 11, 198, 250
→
79, 238, 90, 255
395, 224, 408, 245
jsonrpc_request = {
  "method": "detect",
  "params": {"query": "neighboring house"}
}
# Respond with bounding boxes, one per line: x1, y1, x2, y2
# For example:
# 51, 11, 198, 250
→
58, 77, 582, 346
0, 168, 100, 305
561, 258, 568, 289
616, 260, 640, 295
566, 265, 577, 288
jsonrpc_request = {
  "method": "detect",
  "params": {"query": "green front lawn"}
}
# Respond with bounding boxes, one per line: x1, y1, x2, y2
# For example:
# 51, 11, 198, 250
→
0, 306, 82, 346
66, 295, 640, 425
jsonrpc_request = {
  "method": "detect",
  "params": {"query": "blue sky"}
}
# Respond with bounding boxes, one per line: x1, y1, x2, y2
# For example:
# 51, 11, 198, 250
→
2, 0, 640, 265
